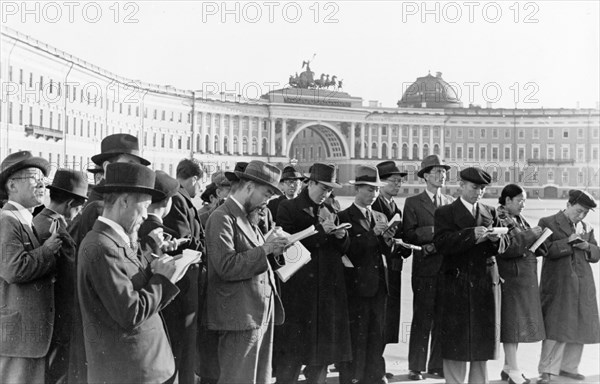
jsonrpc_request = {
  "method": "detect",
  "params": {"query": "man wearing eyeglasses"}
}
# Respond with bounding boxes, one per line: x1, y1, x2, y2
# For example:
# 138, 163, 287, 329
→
0, 151, 62, 383
268, 165, 305, 220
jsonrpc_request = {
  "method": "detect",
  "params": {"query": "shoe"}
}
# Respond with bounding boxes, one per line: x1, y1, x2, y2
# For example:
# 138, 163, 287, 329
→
501, 370, 509, 381
385, 372, 394, 379
408, 370, 424, 380
508, 376, 531, 384
537, 373, 551, 384
427, 368, 444, 378
559, 370, 585, 380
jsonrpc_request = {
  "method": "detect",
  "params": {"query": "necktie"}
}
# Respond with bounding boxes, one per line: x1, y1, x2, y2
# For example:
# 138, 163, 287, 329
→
472, 204, 477, 218
365, 209, 373, 227
433, 195, 438, 208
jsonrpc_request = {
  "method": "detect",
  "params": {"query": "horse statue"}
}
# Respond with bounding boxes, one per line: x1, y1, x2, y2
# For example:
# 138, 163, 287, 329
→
314, 73, 327, 88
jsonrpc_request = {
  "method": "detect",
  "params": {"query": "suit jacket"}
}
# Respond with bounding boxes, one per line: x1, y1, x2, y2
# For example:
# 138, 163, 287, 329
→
0, 203, 57, 358
338, 204, 391, 297
538, 211, 600, 343
434, 199, 502, 361
403, 191, 454, 277
163, 186, 204, 254
77, 221, 179, 383
33, 208, 77, 346
372, 194, 411, 271
205, 198, 284, 331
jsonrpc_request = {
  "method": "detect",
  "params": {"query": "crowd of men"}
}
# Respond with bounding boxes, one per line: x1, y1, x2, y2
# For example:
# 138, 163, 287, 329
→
0, 132, 598, 384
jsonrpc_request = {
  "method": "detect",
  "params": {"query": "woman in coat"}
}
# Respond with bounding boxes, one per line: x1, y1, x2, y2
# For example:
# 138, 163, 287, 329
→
496, 184, 546, 384
536, 190, 599, 384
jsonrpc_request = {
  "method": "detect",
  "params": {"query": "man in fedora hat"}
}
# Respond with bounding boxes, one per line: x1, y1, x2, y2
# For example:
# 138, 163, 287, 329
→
275, 162, 352, 384
268, 165, 305, 220
199, 170, 232, 227
77, 162, 179, 384
536, 190, 599, 384
373, 160, 411, 362
433, 167, 503, 384
337, 165, 394, 384
403, 154, 454, 380
205, 160, 289, 383
162, 158, 205, 384
67, 133, 152, 383
32, 169, 88, 384
0, 151, 62, 383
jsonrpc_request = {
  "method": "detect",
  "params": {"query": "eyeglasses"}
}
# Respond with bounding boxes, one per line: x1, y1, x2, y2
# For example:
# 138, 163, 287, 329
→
284, 180, 301, 186
9, 175, 48, 184
385, 178, 404, 185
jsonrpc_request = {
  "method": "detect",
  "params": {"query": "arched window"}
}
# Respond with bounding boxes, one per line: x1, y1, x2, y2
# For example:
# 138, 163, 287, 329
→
434, 144, 440, 156
242, 137, 248, 154
214, 135, 219, 153
252, 137, 258, 154
392, 143, 398, 158
262, 138, 268, 156
381, 143, 388, 158
205, 135, 210, 153
196, 134, 201, 152
233, 136, 238, 153
423, 144, 430, 158
402, 143, 408, 159
371, 142, 377, 159
413, 144, 419, 160
223, 137, 229, 154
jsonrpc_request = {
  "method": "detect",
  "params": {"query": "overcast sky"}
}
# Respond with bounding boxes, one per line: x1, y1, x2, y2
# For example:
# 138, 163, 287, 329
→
2, 0, 599, 109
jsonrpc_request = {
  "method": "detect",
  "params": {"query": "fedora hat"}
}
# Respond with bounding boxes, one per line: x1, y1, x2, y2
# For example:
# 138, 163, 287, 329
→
308, 163, 342, 188
225, 162, 248, 182
376, 161, 407, 179
281, 165, 305, 181
417, 154, 451, 178
211, 171, 232, 188
95, 163, 165, 200
349, 165, 387, 187
87, 165, 104, 174
47, 169, 89, 200
0, 151, 50, 196
152, 170, 179, 203
234, 160, 283, 195
90, 134, 150, 166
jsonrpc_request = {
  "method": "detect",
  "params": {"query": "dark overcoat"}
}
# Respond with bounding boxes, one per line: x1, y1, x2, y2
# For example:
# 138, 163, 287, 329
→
495, 209, 546, 343
538, 211, 600, 344
372, 194, 411, 343
0, 204, 56, 359
275, 188, 352, 365
433, 199, 502, 361
77, 220, 179, 383
403, 191, 454, 277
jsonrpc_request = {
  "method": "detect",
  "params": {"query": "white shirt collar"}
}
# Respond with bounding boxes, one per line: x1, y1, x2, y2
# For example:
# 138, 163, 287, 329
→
7, 201, 34, 227
353, 202, 371, 218
229, 196, 245, 214
460, 197, 476, 213
98, 216, 131, 246
425, 189, 440, 201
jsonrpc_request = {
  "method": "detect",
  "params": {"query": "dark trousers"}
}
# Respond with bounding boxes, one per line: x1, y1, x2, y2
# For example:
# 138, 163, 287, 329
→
162, 266, 199, 384
408, 275, 443, 372
275, 363, 328, 384
339, 287, 387, 384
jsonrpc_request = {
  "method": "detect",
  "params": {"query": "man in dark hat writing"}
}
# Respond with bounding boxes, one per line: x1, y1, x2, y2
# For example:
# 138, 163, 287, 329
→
275, 162, 351, 384
337, 165, 394, 384
433, 167, 504, 384
0, 151, 62, 383
536, 190, 599, 384
403, 155, 454, 380
205, 160, 288, 383
268, 165, 305, 220
32, 169, 88, 384
77, 162, 179, 384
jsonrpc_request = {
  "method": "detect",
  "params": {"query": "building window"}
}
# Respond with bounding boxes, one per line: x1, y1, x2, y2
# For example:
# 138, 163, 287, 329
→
8, 102, 13, 124
533, 147, 540, 160
161, 111, 165, 121
423, 144, 429, 158
18, 104, 22, 125
382, 126, 387, 136
504, 147, 511, 161
423, 127, 429, 138
468, 147, 474, 160
468, 128, 474, 139
39, 109, 43, 127
480, 129, 486, 138
492, 147, 499, 160
562, 171, 569, 185
561, 146, 569, 159
492, 128, 498, 139
533, 128, 539, 139
577, 147, 585, 162
480, 147, 486, 161
412, 144, 419, 160
392, 143, 398, 158
593, 128, 599, 139
548, 128, 554, 139
505, 171, 511, 183
456, 146, 463, 159
518, 147, 525, 161
445, 146, 451, 159
49, 112, 53, 129
563, 129, 569, 138
578, 171, 584, 185
457, 128, 463, 139
578, 128, 584, 139
518, 129, 524, 139
593, 147, 599, 161
548, 146, 555, 160
402, 144, 408, 159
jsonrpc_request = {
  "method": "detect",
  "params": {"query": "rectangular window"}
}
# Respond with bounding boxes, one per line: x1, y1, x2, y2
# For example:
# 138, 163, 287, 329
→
8, 102, 13, 124
492, 147, 498, 160
505, 171, 511, 183
518, 147, 525, 161
456, 146, 463, 159
468, 128, 474, 139
457, 128, 463, 139
49, 111, 53, 129
563, 129, 569, 138
533, 128, 539, 139
480, 147, 486, 161
492, 128, 498, 139
578, 128, 584, 139
504, 147, 511, 161
18, 104, 22, 125
468, 147, 474, 160
548, 128, 554, 139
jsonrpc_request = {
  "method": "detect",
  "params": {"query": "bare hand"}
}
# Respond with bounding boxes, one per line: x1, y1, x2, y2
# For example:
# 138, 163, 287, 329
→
473, 226, 488, 242
568, 233, 580, 242
161, 239, 178, 252
530, 226, 543, 237
43, 231, 62, 254
264, 237, 289, 256
573, 241, 590, 251
151, 255, 177, 283
321, 219, 336, 234
332, 228, 346, 239
373, 221, 387, 236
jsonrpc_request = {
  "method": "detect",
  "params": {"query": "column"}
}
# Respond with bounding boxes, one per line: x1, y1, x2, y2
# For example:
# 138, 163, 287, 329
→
220, 114, 225, 154
367, 124, 373, 158
228, 114, 234, 154
257, 118, 263, 155
237, 116, 244, 154
408, 124, 414, 158
199, 112, 206, 152
360, 123, 365, 158
350, 122, 356, 159
388, 125, 393, 159
281, 119, 287, 158
270, 118, 276, 155
430, 125, 434, 156
419, 125, 424, 159
377, 124, 382, 158
440, 124, 445, 160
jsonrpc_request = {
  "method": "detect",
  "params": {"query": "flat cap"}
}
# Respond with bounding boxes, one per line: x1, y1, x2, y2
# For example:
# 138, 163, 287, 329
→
568, 189, 596, 210
211, 171, 231, 188
460, 167, 492, 185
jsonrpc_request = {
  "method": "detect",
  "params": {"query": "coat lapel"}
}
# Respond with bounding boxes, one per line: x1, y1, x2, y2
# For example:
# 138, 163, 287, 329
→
94, 221, 145, 271
554, 211, 574, 237
419, 192, 436, 217
453, 199, 476, 227
348, 204, 370, 232
3, 204, 40, 248
224, 199, 262, 247
477, 204, 494, 227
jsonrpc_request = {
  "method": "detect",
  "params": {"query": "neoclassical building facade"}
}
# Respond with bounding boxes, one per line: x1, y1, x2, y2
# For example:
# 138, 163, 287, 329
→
1, 27, 598, 198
